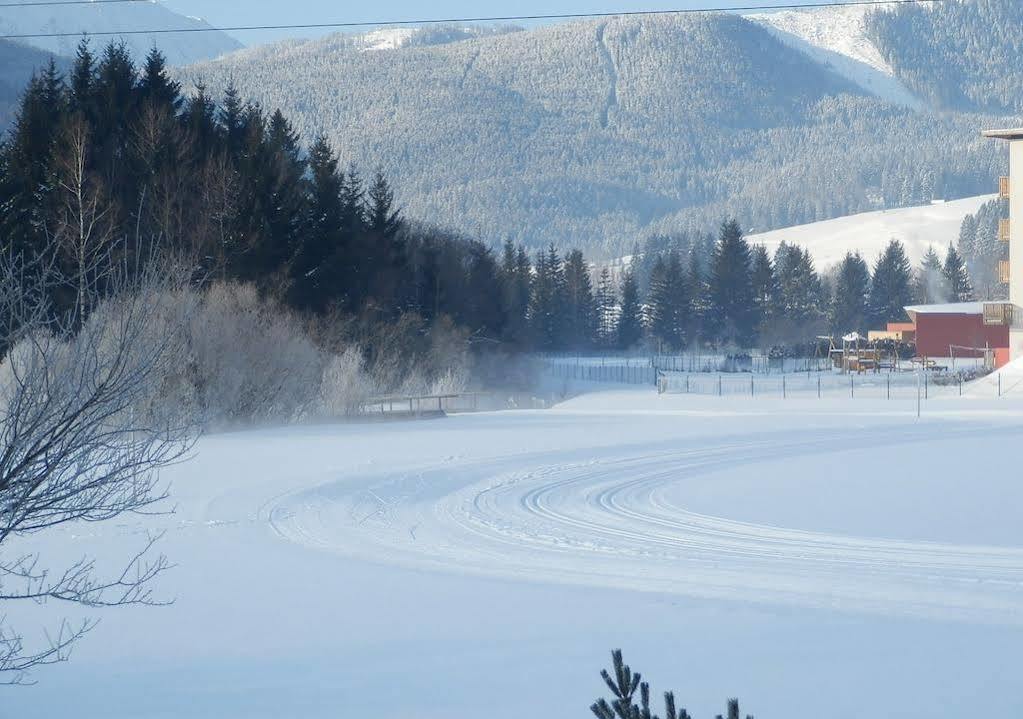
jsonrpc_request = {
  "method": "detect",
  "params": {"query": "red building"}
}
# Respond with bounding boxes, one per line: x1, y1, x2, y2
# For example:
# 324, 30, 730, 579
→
904, 303, 1009, 361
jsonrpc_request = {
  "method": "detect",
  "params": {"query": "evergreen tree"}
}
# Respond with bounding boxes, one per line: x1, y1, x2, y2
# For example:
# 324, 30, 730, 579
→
0, 62, 65, 260
594, 268, 618, 349
869, 239, 914, 326
648, 251, 689, 351
749, 244, 777, 338
942, 242, 974, 302
708, 219, 755, 347
137, 48, 181, 115
500, 239, 531, 347
69, 38, 96, 119
362, 171, 407, 312
616, 270, 643, 350
687, 247, 711, 347
563, 249, 595, 350
830, 252, 871, 334
289, 135, 345, 312
529, 245, 567, 350
912, 246, 945, 304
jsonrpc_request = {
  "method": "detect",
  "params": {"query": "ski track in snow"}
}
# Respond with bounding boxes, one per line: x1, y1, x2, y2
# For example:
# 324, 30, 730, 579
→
267, 423, 1023, 625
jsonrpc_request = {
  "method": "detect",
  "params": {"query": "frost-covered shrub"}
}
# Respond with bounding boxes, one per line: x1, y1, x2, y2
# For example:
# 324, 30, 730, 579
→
319, 345, 374, 417
187, 282, 326, 427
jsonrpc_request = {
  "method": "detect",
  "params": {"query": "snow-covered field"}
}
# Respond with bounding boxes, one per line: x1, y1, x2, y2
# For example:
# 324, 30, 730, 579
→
748, 195, 994, 270
6, 387, 1023, 718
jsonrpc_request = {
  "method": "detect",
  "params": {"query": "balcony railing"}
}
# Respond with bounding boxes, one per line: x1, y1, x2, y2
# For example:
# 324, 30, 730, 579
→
999, 218, 1011, 242
984, 302, 1013, 326
998, 259, 1011, 284
1000, 176, 1011, 199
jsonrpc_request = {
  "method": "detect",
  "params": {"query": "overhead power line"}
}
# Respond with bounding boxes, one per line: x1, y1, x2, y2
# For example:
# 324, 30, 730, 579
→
0, 0, 946, 40
0, 0, 145, 7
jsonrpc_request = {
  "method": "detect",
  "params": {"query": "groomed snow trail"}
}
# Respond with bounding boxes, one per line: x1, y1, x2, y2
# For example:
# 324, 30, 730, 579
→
267, 420, 1023, 625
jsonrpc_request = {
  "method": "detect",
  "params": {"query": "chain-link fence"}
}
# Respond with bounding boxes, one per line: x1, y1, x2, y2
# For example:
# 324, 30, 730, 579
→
656, 370, 1011, 400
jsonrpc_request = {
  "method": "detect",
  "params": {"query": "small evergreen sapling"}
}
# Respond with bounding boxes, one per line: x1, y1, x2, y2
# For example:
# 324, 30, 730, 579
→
591, 650, 751, 719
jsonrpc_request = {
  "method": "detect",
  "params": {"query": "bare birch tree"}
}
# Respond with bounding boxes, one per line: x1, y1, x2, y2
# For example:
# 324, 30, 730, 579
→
0, 245, 195, 684
50, 116, 115, 324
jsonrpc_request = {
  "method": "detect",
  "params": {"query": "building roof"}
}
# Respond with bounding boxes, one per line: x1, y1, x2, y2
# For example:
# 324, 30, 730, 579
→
982, 128, 1023, 141
905, 302, 985, 316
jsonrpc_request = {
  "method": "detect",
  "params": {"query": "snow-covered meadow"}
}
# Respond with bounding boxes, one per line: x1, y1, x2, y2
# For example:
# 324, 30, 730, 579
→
6, 384, 1023, 718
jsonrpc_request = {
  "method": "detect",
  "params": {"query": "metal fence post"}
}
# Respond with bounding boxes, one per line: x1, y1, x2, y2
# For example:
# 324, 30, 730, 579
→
718, 375, 722, 396
850, 375, 854, 399
887, 374, 890, 400
751, 374, 754, 397
783, 376, 787, 399
925, 373, 929, 400
816, 376, 820, 398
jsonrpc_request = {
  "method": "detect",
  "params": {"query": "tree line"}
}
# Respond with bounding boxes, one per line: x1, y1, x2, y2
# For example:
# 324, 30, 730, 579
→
0, 41, 993, 361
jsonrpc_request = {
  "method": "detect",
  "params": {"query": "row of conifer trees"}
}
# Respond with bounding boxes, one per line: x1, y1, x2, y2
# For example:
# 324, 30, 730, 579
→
0, 41, 985, 357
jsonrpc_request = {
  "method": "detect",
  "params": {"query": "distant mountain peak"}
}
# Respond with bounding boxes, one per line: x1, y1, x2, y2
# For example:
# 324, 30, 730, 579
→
0, 0, 242, 66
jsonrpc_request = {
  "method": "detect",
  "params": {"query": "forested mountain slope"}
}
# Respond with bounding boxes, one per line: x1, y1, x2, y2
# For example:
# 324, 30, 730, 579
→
0, 2, 241, 66
865, 0, 1023, 113
182, 12, 1010, 257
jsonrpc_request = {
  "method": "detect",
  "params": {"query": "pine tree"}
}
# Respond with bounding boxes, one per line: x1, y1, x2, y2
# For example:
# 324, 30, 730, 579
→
749, 244, 777, 338
831, 252, 871, 334
289, 135, 345, 312
648, 251, 689, 351
942, 242, 974, 302
137, 48, 182, 115
69, 38, 96, 119
563, 249, 596, 350
687, 247, 711, 347
529, 245, 567, 350
617, 270, 643, 350
869, 239, 914, 326
594, 268, 618, 349
500, 239, 531, 346
709, 219, 755, 347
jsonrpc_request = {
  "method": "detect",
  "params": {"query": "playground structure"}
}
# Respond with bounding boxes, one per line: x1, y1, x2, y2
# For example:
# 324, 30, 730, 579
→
817, 334, 901, 374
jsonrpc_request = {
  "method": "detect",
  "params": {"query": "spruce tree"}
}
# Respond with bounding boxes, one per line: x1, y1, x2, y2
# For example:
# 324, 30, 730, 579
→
749, 244, 777, 339
595, 268, 618, 349
500, 239, 531, 347
831, 252, 871, 334
869, 239, 914, 326
648, 251, 688, 351
617, 270, 643, 350
564, 249, 596, 350
289, 135, 345, 312
942, 242, 974, 302
709, 219, 755, 347
137, 48, 181, 115
529, 245, 567, 350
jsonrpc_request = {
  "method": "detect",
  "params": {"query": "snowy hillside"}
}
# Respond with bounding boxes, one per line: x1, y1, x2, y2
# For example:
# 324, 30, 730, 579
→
0, 1, 241, 66
181, 13, 1008, 257
746, 5, 922, 108
749, 195, 994, 270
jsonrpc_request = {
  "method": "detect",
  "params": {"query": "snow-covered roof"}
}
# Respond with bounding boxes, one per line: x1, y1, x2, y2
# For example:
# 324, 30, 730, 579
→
982, 128, 1023, 141
904, 302, 985, 316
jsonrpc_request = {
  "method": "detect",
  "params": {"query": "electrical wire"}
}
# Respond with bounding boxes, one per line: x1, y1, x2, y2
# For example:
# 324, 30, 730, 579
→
0, 0, 946, 40
0, 0, 145, 7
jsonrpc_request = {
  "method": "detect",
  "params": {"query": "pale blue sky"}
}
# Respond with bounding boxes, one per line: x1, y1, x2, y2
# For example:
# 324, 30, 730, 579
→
162, 0, 821, 44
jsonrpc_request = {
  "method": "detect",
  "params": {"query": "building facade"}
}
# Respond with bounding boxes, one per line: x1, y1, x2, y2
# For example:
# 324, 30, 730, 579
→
982, 128, 1023, 359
